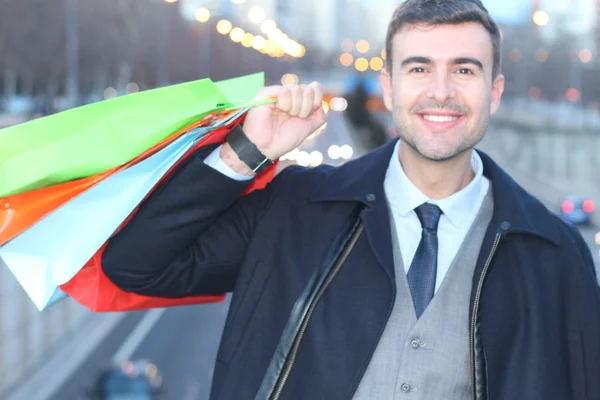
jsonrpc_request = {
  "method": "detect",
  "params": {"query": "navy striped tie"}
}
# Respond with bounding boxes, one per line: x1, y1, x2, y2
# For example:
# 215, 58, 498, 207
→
408, 203, 443, 319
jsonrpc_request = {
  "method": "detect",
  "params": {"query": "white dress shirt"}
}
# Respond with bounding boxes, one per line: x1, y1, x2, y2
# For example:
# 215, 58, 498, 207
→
384, 140, 490, 293
204, 144, 255, 181
204, 141, 490, 293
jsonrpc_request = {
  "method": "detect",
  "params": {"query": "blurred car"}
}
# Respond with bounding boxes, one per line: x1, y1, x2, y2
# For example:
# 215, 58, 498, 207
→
85, 360, 163, 400
560, 195, 595, 225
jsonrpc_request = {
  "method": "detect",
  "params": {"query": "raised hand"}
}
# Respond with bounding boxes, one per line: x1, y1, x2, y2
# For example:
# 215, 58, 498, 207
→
220, 82, 326, 175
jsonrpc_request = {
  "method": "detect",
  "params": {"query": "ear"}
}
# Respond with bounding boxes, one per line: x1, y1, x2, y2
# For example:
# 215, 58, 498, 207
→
490, 73, 505, 115
379, 68, 394, 112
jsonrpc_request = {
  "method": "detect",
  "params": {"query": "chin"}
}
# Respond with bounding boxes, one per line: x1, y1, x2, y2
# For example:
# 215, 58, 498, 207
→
414, 143, 471, 163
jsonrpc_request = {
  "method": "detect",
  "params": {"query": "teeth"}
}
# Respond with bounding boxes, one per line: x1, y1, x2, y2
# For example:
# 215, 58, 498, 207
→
423, 115, 459, 122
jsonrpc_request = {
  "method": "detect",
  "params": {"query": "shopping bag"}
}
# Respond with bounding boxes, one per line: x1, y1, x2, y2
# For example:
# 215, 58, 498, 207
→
1, 105, 275, 311
0, 115, 205, 247
0, 72, 265, 197
59, 122, 278, 312
0, 107, 243, 311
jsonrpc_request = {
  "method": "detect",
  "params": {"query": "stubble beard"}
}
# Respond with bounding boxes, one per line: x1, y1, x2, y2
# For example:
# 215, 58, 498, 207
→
392, 111, 489, 163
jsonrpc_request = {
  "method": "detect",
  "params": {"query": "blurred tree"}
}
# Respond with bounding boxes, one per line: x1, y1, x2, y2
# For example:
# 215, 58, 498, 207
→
0, 0, 289, 101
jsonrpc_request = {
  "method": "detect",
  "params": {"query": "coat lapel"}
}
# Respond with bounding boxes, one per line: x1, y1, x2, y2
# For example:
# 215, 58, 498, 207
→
309, 140, 399, 285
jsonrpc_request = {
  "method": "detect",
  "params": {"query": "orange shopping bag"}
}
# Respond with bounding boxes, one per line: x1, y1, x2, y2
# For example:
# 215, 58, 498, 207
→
59, 121, 278, 312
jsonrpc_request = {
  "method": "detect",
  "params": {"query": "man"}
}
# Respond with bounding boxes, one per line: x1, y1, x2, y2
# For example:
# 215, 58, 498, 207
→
102, 0, 600, 399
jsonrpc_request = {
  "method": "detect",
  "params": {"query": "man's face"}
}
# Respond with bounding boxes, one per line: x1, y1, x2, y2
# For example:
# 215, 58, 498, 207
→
380, 22, 504, 162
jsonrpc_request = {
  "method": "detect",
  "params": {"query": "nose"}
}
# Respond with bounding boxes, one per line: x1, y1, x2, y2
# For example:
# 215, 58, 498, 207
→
427, 70, 456, 104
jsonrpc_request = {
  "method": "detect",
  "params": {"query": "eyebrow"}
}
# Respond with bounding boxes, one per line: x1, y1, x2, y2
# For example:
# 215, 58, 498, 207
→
400, 56, 484, 71
453, 57, 484, 71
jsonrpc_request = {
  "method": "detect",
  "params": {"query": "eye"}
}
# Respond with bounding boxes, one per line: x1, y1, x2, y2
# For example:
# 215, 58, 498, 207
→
410, 67, 427, 73
457, 68, 474, 75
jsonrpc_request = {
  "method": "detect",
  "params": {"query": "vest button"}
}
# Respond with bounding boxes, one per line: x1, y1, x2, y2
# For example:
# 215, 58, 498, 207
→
400, 383, 412, 393
410, 338, 421, 349
365, 193, 376, 202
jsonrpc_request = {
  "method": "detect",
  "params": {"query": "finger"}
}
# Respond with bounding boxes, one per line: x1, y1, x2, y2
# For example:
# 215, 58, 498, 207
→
276, 86, 292, 113
595, 232, 600, 246
298, 86, 315, 118
309, 81, 324, 110
288, 86, 303, 117
255, 85, 282, 101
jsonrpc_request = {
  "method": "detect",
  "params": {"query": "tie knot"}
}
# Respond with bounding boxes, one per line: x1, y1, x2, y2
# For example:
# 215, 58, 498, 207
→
415, 203, 442, 231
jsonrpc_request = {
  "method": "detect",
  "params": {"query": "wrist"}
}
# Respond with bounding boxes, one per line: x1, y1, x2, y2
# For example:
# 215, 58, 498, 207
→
224, 125, 274, 174
219, 143, 257, 177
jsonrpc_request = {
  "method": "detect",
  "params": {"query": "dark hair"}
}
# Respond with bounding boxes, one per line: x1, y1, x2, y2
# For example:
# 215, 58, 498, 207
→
385, 0, 502, 78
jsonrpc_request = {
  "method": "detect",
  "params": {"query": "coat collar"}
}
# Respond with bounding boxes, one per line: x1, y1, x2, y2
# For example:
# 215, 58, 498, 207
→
309, 138, 561, 246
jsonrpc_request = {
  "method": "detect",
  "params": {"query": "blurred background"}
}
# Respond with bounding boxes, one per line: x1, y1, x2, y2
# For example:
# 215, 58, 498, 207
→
1, 0, 600, 399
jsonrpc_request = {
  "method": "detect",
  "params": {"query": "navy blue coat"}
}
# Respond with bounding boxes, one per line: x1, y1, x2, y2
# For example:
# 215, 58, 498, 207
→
103, 139, 600, 400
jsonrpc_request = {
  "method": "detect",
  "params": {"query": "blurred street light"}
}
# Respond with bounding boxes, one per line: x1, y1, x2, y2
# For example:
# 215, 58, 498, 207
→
532, 10, 549, 27
340, 52, 354, 66
230, 27, 245, 42
381, 48, 387, 60
355, 57, 369, 72
579, 49, 593, 63
370, 57, 384, 71
356, 39, 370, 54
104, 87, 117, 99
528, 86, 541, 99
126, 82, 139, 94
341, 39, 354, 52
296, 151, 311, 166
195, 7, 211, 23
216, 19, 233, 35
340, 145, 354, 160
163, 0, 178, 3
330, 97, 348, 111
328, 145, 341, 160
309, 151, 324, 167
281, 73, 299, 85
264, 40, 277, 54
261, 20, 277, 34
242, 33, 254, 47
252, 35, 267, 51
535, 49, 548, 62
508, 49, 522, 62
566, 88, 580, 102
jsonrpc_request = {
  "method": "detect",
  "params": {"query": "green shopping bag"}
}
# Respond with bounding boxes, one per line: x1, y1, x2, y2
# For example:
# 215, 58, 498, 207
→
0, 72, 265, 197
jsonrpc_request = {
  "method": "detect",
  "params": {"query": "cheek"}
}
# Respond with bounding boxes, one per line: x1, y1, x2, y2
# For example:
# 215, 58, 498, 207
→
392, 82, 421, 111
458, 84, 490, 114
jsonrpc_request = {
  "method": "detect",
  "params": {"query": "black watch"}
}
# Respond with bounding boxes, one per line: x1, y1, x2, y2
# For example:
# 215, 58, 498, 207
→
225, 125, 274, 174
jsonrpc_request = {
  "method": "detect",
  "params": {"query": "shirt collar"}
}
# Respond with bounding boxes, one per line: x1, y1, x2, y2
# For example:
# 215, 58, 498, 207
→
384, 140, 485, 228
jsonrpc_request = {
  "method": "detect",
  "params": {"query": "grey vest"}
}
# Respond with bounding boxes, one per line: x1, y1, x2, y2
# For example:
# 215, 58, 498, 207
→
353, 188, 494, 399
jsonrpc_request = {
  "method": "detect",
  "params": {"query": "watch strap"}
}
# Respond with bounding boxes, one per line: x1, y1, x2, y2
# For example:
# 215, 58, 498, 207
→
225, 125, 274, 174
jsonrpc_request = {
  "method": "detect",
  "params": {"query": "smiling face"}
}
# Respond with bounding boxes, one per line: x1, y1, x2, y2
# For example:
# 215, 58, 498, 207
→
380, 22, 504, 162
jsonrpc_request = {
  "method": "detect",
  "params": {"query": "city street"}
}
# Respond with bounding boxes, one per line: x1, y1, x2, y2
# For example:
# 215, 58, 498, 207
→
3, 1, 600, 399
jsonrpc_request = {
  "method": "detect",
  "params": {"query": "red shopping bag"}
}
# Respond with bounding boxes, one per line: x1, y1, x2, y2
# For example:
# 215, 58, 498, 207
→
59, 120, 278, 312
